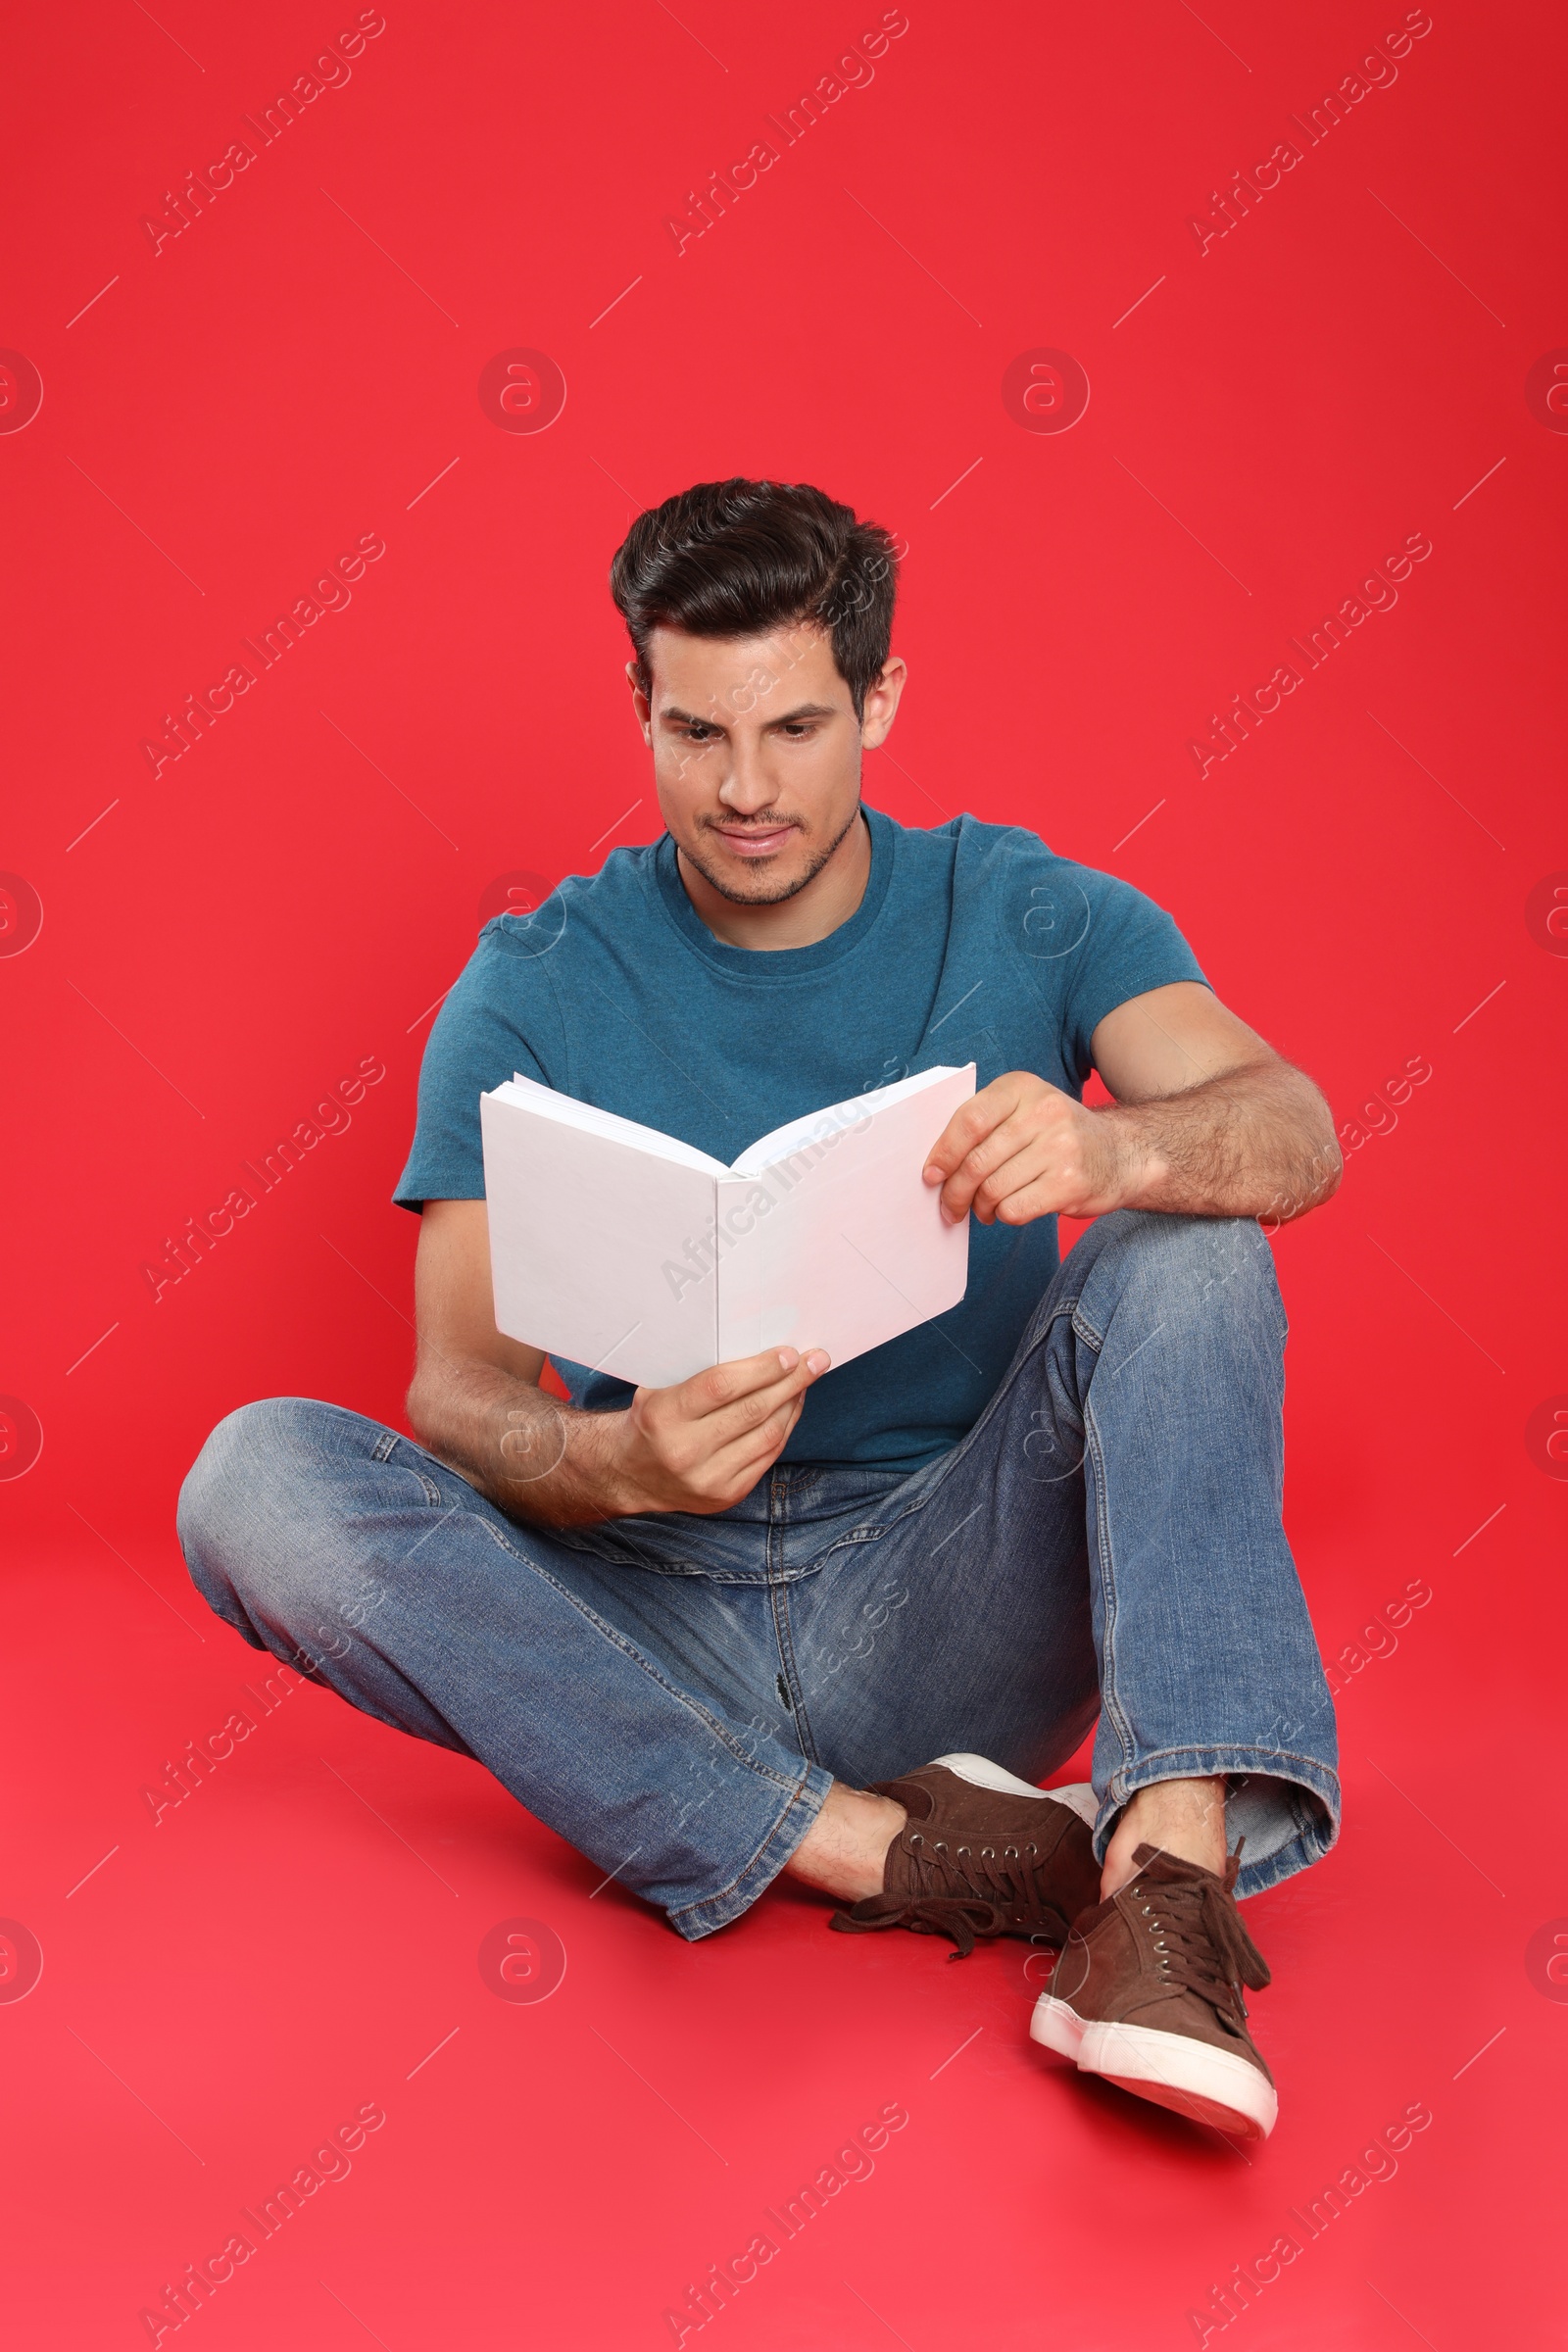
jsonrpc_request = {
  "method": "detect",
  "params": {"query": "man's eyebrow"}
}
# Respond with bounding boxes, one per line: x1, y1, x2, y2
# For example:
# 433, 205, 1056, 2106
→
657, 700, 840, 726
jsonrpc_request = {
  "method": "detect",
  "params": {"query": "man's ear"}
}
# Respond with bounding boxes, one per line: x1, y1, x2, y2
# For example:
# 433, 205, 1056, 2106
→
859, 655, 907, 752
625, 660, 653, 744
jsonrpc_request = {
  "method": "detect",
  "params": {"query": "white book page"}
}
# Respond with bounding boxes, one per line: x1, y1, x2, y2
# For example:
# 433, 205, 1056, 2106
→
481, 1090, 719, 1390
493, 1071, 726, 1175
715, 1064, 975, 1368
729, 1062, 965, 1175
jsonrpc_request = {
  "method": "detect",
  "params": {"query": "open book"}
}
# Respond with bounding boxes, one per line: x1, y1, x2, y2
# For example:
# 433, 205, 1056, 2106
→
480, 1063, 975, 1391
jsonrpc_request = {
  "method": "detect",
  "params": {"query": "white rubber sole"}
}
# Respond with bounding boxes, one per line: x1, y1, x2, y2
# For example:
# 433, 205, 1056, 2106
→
927, 1752, 1098, 1830
1030, 1994, 1278, 2140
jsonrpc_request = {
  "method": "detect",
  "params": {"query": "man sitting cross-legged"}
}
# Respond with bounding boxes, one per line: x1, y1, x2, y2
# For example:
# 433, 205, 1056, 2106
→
178, 476, 1342, 2142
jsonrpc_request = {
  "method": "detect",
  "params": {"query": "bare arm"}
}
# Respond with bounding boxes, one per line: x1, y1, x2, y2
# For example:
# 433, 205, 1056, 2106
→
405, 1200, 829, 1527
923, 982, 1342, 1228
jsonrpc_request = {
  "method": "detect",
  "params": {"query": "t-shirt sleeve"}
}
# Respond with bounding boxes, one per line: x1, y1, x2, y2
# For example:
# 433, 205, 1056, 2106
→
999, 839, 1208, 1089
1054, 860, 1208, 1085
391, 928, 562, 1211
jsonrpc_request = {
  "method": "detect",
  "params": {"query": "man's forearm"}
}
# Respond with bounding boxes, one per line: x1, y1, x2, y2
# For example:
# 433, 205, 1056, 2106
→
407, 1357, 629, 1528
1102, 1058, 1342, 1223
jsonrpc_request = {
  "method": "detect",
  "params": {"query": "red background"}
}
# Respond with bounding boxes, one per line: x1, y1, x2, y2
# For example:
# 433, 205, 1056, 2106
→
2, 0, 1564, 2343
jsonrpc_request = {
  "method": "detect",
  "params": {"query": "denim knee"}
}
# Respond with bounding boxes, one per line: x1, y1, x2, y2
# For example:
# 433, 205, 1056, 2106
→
1071, 1210, 1285, 1346
177, 1396, 347, 1624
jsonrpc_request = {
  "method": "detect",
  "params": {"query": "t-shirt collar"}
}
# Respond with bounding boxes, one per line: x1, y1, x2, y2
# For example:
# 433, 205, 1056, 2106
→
650, 804, 896, 978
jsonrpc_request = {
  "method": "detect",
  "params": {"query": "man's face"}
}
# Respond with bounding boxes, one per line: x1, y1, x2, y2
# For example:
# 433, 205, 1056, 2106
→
629, 622, 905, 906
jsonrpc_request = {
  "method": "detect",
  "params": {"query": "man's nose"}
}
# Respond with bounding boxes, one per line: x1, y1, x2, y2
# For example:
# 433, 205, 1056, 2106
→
717, 736, 775, 812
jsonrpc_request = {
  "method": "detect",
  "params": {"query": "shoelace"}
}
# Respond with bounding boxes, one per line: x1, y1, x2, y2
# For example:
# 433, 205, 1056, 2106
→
830, 1830, 1072, 1958
1128, 1850, 1271, 2027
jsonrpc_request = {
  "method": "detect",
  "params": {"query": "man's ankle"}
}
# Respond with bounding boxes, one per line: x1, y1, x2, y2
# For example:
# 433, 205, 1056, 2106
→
786, 1782, 906, 1903
1100, 1775, 1227, 1896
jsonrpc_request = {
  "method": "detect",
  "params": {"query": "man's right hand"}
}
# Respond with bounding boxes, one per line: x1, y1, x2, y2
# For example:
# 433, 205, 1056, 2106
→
603, 1347, 831, 1517
407, 1200, 831, 1528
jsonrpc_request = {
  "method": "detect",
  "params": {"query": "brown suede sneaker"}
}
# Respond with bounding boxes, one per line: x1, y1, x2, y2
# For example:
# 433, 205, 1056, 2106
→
1030, 1841, 1277, 2138
829, 1753, 1102, 1956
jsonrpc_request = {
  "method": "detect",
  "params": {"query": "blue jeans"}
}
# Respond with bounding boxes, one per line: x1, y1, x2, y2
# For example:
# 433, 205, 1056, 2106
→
177, 1212, 1340, 1939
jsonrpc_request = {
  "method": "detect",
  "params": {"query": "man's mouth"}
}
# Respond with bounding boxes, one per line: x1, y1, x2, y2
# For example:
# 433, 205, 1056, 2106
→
710, 822, 798, 858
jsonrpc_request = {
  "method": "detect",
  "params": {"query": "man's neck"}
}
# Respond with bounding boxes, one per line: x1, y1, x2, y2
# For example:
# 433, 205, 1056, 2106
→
675, 808, 872, 951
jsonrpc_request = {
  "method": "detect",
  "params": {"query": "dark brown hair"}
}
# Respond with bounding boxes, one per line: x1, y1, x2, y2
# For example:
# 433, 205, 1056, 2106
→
609, 477, 901, 720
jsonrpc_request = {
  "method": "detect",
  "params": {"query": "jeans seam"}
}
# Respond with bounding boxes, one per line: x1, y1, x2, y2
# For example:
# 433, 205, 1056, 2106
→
768, 1579, 819, 1766
1104, 1741, 1343, 1794
666, 1764, 828, 1933
469, 1511, 805, 1794
1081, 1389, 1136, 1779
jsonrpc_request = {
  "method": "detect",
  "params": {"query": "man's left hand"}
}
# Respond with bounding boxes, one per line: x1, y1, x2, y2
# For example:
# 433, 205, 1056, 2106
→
923, 1071, 1134, 1227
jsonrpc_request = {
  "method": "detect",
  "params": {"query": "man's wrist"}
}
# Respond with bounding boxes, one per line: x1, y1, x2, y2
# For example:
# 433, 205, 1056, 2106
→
1095, 1102, 1167, 1212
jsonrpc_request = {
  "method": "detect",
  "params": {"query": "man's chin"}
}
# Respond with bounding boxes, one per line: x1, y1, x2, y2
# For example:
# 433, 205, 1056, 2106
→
686, 840, 817, 906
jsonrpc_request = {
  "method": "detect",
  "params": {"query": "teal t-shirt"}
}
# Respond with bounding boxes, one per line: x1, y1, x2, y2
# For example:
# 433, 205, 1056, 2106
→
394, 805, 1206, 1470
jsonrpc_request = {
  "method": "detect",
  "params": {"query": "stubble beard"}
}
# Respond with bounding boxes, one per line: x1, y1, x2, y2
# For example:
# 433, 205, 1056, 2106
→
681, 803, 865, 906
